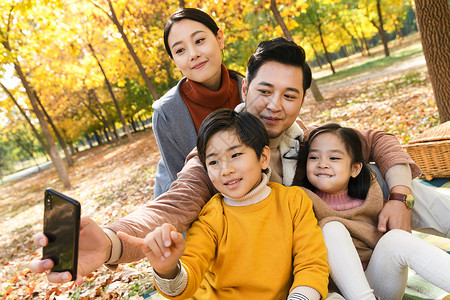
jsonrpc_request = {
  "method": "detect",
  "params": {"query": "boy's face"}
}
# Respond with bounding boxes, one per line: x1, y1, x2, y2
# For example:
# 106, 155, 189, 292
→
242, 61, 305, 139
204, 130, 270, 199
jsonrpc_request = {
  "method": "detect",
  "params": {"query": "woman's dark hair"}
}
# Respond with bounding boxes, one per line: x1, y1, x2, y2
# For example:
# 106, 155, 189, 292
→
197, 109, 269, 168
246, 37, 312, 95
296, 123, 372, 199
164, 8, 219, 59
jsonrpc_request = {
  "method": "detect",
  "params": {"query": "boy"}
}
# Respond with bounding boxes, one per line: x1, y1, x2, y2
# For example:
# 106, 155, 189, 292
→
119, 109, 329, 299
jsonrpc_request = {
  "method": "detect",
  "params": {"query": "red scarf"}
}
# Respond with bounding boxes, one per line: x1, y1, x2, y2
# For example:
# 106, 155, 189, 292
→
180, 64, 241, 132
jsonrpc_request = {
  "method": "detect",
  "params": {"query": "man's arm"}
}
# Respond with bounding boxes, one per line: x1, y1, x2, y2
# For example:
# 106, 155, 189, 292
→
356, 129, 421, 178
104, 148, 217, 265
377, 164, 413, 232
354, 129, 419, 232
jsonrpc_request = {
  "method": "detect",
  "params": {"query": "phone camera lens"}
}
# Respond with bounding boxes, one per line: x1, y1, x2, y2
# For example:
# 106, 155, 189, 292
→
45, 195, 52, 210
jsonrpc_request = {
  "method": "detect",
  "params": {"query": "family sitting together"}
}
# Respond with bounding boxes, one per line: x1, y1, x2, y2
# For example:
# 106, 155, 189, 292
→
31, 8, 450, 300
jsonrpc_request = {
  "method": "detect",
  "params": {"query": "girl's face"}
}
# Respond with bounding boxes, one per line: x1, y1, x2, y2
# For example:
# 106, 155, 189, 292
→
205, 130, 270, 199
306, 132, 362, 195
167, 19, 225, 91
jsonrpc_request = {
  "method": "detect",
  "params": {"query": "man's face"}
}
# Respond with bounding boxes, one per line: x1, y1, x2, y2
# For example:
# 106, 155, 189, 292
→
242, 61, 305, 139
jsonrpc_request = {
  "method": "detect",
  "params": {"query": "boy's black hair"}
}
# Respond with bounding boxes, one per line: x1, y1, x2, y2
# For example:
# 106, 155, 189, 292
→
197, 109, 269, 168
296, 123, 372, 199
246, 37, 312, 94
164, 8, 219, 59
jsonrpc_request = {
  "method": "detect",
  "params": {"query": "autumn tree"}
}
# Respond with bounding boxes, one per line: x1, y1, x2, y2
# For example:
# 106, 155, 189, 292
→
0, 135, 13, 180
88, 0, 160, 100
0, 83, 51, 156
301, 0, 337, 73
414, 0, 450, 122
87, 42, 133, 140
269, 0, 324, 101
360, 0, 389, 56
6, 121, 46, 169
334, 0, 376, 56
0, 1, 71, 188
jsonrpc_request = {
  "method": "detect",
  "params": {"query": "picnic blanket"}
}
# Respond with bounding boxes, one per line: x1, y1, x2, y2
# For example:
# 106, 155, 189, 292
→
404, 178, 450, 300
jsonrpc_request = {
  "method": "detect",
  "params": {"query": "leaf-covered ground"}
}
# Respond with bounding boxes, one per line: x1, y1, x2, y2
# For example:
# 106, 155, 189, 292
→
0, 42, 440, 299
1, 132, 161, 299
302, 68, 438, 144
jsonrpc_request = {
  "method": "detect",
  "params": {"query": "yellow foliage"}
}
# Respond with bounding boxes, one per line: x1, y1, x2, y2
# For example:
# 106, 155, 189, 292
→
0, 0, 417, 140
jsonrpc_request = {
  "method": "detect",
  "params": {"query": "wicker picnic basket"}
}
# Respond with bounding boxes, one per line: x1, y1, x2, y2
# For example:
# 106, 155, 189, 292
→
403, 121, 450, 180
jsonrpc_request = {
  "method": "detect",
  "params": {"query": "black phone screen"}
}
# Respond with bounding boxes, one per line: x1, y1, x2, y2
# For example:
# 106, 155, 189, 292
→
42, 188, 80, 279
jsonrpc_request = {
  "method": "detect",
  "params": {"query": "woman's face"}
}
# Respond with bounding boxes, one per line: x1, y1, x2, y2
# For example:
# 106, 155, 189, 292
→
167, 19, 225, 91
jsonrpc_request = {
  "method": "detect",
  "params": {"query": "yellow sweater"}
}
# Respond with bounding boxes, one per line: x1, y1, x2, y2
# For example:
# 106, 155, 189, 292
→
157, 182, 329, 299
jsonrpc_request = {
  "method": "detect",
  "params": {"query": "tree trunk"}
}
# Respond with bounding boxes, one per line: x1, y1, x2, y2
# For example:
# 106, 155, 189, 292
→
138, 115, 146, 130
91, 89, 119, 140
371, 0, 390, 57
69, 142, 75, 155
0, 83, 51, 156
415, 0, 450, 122
105, 0, 159, 100
87, 42, 132, 140
311, 44, 323, 69
341, 46, 349, 58
318, 23, 336, 74
394, 21, 403, 43
35, 93, 74, 166
350, 21, 367, 56
80, 92, 115, 141
342, 24, 362, 53
360, 28, 372, 56
130, 116, 137, 133
6, 57, 71, 188
14, 136, 39, 169
179, 0, 185, 8
101, 128, 109, 142
269, 0, 324, 101
85, 134, 93, 149
93, 131, 102, 145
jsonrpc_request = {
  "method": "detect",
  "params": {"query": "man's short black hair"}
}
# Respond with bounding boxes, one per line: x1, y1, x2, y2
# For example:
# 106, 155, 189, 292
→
246, 37, 312, 94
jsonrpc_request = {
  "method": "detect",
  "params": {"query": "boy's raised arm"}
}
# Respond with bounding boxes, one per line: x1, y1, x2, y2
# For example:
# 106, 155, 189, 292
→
104, 148, 217, 265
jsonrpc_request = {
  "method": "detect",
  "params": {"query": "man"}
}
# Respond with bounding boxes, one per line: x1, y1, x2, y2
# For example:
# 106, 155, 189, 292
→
31, 38, 448, 286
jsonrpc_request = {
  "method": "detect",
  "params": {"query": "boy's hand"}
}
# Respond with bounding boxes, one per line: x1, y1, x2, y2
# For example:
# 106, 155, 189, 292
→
118, 223, 185, 279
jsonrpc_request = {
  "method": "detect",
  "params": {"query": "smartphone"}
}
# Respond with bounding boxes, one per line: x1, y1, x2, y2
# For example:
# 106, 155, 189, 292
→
42, 188, 80, 280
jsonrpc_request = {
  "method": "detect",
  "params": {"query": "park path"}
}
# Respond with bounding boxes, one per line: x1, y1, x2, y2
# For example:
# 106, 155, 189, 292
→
1, 161, 52, 183
317, 53, 426, 93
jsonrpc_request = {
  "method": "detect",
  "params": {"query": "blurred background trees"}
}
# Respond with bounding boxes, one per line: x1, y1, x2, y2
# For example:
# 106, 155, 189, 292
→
0, 0, 438, 182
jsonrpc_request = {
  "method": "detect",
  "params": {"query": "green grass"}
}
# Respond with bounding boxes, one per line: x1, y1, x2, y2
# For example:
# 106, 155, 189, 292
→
316, 42, 424, 85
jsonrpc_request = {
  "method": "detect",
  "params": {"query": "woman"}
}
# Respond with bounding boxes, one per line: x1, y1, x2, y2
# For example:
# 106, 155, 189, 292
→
153, 8, 244, 197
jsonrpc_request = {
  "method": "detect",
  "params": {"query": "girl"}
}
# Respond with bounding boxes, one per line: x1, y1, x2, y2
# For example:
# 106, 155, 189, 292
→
297, 123, 450, 300
153, 8, 244, 197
